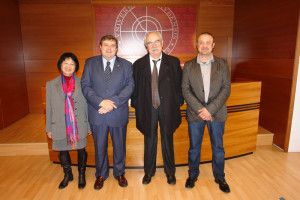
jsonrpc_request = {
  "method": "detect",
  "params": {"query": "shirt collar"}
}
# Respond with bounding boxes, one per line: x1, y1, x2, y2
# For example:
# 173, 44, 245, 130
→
197, 53, 214, 65
102, 56, 116, 66
149, 53, 162, 62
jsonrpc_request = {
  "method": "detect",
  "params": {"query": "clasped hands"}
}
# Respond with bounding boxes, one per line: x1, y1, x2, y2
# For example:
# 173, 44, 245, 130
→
198, 107, 213, 121
98, 99, 117, 114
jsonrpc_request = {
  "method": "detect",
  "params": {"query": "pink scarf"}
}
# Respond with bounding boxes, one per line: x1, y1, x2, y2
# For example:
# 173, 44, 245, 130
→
61, 74, 79, 149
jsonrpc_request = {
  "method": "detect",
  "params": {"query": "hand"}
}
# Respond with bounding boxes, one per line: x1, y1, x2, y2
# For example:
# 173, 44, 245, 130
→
98, 107, 109, 114
88, 130, 92, 135
198, 108, 213, 121
47, 132, 53, 139
99, 99, 117, 113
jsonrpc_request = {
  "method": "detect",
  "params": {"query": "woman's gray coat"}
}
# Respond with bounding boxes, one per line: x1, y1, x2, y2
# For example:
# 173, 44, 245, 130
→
46, 75, 89, 151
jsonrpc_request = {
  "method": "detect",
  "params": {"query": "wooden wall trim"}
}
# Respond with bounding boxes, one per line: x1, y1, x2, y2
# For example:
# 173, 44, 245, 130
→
91, 0, 199, 6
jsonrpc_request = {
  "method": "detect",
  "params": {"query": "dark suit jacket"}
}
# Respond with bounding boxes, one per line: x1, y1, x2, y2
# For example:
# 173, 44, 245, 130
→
46, 75, 89, 140
182, 55, 231, 122
131, 52, 183, 137
81, 55, 134, 127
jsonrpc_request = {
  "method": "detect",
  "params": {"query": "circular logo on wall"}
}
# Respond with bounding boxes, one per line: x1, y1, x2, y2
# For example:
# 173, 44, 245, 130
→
114, 7, 179, 56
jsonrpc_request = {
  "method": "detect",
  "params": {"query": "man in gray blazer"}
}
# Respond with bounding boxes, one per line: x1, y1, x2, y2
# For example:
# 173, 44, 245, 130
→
182, 32, 231, 193
81, 35, 134, 190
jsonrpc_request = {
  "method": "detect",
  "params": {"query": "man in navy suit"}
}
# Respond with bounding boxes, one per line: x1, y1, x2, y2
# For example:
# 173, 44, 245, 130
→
81, 34, 134, 190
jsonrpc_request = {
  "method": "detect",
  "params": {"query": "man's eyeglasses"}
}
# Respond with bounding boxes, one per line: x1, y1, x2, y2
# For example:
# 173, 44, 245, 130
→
146, 40, 161, 46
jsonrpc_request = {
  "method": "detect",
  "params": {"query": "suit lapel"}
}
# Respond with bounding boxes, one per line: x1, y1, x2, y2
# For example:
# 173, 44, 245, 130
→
97, 56, 106, 82
208, 56, 218, 100
54, 76, 65, 100
158, 53, 169, 82
192, 58, 204, 90
141, 55, 152, 83
110, 56, 122, 81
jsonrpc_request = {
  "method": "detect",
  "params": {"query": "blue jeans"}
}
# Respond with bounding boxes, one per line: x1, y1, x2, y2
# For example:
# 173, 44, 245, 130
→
188, 121, 225, 180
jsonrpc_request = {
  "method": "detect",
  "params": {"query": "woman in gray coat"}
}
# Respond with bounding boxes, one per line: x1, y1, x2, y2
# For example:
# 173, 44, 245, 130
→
46, 52, 91, 189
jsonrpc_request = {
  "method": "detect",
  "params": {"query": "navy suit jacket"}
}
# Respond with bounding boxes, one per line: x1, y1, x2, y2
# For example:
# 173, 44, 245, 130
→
81, 55, 134, 127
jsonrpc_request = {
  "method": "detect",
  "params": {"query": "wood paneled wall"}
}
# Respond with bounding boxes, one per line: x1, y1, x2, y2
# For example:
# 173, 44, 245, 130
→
19, 2, 93, 113
231, 0, 300, 150
0, 0, 29, 129
18, 0, 235, 113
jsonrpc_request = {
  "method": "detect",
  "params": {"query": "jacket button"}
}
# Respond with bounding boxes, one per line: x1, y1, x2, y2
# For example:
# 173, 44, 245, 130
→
160, 97, 164, 100
75, 108, 77, 110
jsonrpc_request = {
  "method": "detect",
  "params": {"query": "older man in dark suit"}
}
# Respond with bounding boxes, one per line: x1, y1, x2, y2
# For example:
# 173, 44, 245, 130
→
131, 31, 183, 185
81, 34, 134, 190
182, 32, 231, 193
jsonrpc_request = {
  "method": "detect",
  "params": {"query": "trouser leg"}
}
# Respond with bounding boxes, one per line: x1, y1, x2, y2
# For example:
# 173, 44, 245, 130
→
158, 106, 175, 176
91, 124, 109, 179
110, 126, 127, 178
187, 121, 205, 179
207, 121, 225, 180
144, 107, 159, 176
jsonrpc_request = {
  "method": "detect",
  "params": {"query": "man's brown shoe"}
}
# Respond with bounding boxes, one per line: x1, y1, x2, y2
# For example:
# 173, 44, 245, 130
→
116, 175, 128, 187
94, 176, 104, 190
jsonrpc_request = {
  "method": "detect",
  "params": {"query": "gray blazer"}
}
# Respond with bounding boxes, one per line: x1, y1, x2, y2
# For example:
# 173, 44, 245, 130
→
182, 56, 231, 122
46, 75, 89, 140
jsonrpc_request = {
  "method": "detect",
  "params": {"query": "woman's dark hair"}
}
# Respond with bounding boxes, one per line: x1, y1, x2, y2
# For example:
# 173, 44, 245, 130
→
57, 52, 79, 73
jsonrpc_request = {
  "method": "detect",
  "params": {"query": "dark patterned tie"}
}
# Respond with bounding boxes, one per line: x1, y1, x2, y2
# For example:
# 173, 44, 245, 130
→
105, 61, 111, 83
152, 59, 160, 109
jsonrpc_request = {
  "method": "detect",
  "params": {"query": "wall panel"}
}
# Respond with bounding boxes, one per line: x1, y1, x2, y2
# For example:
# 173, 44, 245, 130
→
0, 0, 28, 129
19, 3, 93, 113
19, 4, 93, 60
232, 0, 300, 149
198, 0, 234, 60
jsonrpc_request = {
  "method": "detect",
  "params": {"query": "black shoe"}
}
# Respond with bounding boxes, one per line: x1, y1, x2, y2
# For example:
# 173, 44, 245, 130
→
166, 175, 176, 185
78, 172, 86, 189
58, 169, 73, 189
215, 179, 231, 193
142, 174, 152, 184
185, 177, 197, 188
